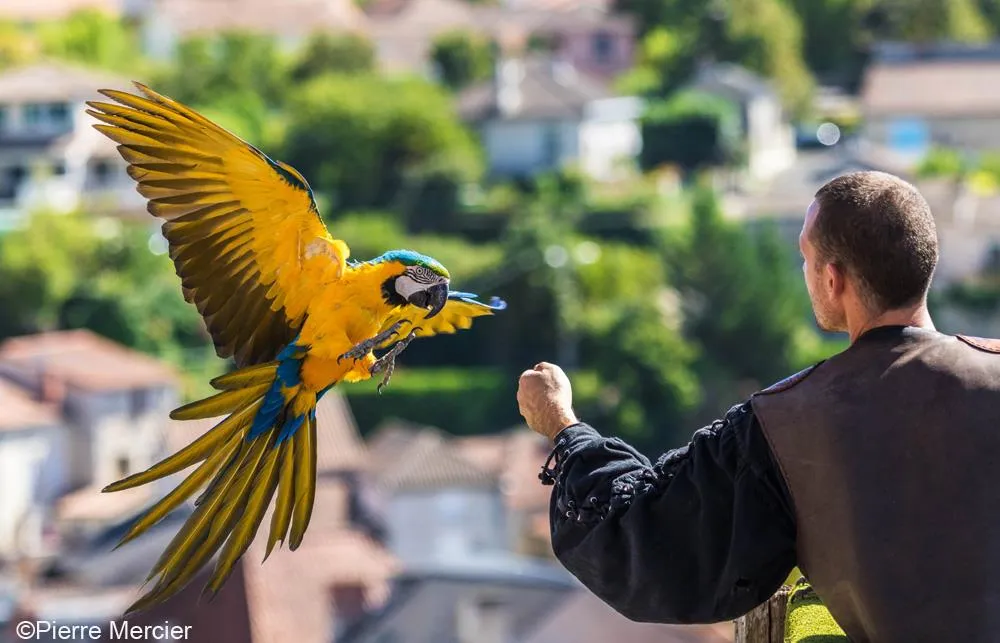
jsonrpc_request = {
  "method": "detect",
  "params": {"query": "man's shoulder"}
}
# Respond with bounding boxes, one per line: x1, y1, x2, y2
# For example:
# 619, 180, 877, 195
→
753, 362, 825, 398
956, 334, 1000, 354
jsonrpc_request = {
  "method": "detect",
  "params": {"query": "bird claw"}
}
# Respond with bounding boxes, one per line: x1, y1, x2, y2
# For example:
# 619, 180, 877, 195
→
372, 330, 418, 394
338, 321, 408, 363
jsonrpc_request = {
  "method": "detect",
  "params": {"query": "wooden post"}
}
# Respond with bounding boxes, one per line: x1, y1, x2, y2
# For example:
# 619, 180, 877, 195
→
734, 585, 792, 643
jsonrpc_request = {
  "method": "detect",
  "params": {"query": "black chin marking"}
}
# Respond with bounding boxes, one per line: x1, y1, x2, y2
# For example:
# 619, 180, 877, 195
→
381, 276, 407, 307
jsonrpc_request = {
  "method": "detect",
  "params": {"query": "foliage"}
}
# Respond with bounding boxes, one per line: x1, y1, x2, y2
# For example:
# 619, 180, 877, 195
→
916, 147, 967, 179
865, 0, 991, 43
0, 21, 39, 70
291, 32, 376, 80
282, 74, 483, 213
663, 186, 813, 389
430, 30, 495, 90
35, 9, 143, 74
0, 212, 215, 397
155, 32, 290, 108
616, 0, 814, 114
640, 90, 742, 174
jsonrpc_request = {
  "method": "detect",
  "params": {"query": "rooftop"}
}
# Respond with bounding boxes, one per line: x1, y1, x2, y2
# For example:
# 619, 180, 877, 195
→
457, 56, 615, 121
0, 377, 59, 432
861, 59, 1000, 117
374, 425, 498, 492
145, 0, 368, 38
0, 62, 130, 104
0, 329, 179, 392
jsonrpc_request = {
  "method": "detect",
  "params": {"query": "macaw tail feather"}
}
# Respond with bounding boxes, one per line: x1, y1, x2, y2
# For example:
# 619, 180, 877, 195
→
106, 360, 318, 616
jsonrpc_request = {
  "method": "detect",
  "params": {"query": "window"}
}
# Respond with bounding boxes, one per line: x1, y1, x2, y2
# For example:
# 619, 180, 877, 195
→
92, 160, 113, 186
117, 456, 130, 477
0, 166, 26, 200
543, 124, 561, 166
591, 31, 614, 64
23, 102, 72, 131
130, 388, 156, 418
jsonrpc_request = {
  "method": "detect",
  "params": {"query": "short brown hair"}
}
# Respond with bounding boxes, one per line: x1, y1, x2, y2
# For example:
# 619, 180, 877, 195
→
812, 171, 938, 312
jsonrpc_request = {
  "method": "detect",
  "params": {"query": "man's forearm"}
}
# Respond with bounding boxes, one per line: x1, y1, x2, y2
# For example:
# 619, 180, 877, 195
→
541, 405, 798, 624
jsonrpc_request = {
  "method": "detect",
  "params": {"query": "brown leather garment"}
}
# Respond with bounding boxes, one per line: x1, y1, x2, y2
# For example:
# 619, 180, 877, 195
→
751, 326, 1000, 643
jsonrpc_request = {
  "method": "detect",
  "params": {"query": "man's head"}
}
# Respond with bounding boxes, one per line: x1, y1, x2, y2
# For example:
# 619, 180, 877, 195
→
801, 171, 938, 332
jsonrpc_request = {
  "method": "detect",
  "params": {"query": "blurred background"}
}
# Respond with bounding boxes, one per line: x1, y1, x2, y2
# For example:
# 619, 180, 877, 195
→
1, 0, 1000, 641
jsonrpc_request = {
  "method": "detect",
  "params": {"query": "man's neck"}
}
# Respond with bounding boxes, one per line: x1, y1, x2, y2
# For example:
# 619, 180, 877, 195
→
847, 305, 935, 344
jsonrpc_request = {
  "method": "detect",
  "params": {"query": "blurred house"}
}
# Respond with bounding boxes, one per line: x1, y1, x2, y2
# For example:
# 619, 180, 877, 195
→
0, 330, 177, 561
860, 42, 1000, 160
457, 56, 643, 180
338, 555, 577, 643
366, 0, 634, 80
523, 591, 735, 643
130, 0, 370, 60
0, 380, 65, 561
5, 376, 399, 643
687, 63, 797, 183
0, 63, 145, 231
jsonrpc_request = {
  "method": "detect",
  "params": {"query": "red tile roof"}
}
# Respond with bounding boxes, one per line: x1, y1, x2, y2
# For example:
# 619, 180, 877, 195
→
862, 60, 1000, 118
0, 378, 58, 432
373, 426, 498, 492
0, 330, 178, 391
56, 485, 153, 525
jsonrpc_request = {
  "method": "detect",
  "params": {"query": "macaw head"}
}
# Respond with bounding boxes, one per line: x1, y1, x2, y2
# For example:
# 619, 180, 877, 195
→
376, 250, 451, 319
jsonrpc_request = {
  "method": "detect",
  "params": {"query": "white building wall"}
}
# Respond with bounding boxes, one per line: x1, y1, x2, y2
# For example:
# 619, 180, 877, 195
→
386, 488, 508, 564
0, 425, 69, 557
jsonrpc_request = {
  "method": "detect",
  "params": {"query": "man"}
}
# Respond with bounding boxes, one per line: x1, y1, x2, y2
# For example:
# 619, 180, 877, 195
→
517, 171, 1000, 643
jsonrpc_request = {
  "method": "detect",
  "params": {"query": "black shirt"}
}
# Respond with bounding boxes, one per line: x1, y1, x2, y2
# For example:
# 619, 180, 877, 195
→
540, 401, 798, 624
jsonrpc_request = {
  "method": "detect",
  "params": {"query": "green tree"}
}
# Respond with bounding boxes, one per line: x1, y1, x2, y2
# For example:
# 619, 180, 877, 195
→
430, 31, 495, 90
291, 32, 376, 81
867, 0, 991, 43
0, 21, 39, 70
615, 0, 814, 113
664, 186, 811, 392
0, 212, 99, 337
282, 74, 483, 215
35, 9, 142, 73
157, 32, 289, 108
640, 90, 742, 175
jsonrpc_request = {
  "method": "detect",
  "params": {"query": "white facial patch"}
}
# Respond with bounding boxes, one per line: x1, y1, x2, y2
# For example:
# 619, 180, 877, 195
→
395, 274, 423, 300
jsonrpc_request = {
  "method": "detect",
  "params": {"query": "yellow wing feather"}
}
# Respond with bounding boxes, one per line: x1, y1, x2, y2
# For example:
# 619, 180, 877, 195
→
379, 298, 501, 345
87, 83, 349, 367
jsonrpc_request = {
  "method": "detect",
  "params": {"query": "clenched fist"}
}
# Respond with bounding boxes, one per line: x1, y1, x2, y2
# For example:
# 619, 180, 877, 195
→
517, 362, 579, 440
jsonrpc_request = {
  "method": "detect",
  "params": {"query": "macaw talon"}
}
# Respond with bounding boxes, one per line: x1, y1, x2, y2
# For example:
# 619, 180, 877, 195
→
372, 330, 418, 394
338, 321, 408, 363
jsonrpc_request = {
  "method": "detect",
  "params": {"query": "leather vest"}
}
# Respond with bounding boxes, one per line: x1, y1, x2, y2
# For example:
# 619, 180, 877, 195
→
751, 326, 1000, 643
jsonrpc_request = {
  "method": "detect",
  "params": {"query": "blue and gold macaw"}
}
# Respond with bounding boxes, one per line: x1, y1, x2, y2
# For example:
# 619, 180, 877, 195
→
87, 84, 506, 613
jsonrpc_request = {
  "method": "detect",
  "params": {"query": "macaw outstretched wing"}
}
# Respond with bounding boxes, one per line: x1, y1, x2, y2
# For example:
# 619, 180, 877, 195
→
87, 83, 349, 367
379, 291, 507, 344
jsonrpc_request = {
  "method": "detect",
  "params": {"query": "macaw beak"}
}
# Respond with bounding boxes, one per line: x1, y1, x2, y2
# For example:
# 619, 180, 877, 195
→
423, 283, 448, 319
406, 282, 449, 319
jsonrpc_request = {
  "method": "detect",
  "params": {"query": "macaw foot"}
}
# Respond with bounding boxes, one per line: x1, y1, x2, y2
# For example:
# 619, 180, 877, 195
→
371, 330, 418, 394
338, 321, 410, 364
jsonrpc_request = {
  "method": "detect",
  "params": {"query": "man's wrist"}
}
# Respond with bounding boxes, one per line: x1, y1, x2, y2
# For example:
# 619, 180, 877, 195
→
547, 412, 580, 441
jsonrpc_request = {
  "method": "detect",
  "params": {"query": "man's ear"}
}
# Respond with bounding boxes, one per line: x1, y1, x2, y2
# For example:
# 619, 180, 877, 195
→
825, 262, 847, 297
